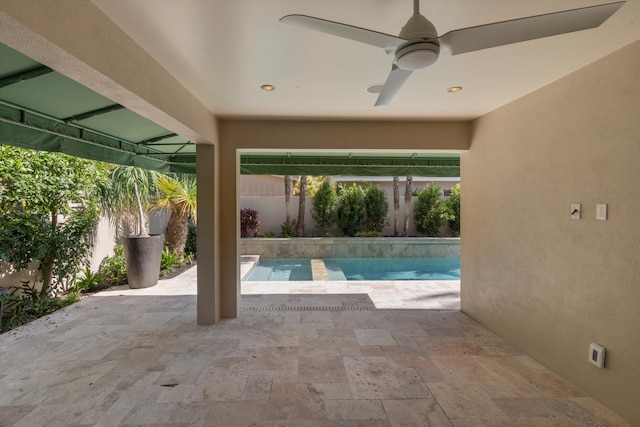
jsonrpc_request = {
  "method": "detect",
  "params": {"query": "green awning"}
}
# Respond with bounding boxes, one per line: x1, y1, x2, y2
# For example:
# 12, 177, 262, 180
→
240, 153, 460, 177
0, 43, 195, 173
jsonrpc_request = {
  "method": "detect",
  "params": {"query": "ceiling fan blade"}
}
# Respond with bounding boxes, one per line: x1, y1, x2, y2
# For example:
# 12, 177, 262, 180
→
439, 1, 625, 55
280, 14, 406, 51
375, 65, 413, 106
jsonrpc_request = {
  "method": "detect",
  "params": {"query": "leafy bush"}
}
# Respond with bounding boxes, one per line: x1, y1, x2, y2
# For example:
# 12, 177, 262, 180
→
414, 184, 445, 236
364, 184, 389, 233
443, 184, 461, 236
336, 184, 366, 237
161, 247, 180, 274
75, 267, 106, 292
98, 245, 127, 286
312, 181, 337, 233
281, 219, 297, 238
0, 146, 109, 296
240, 208, 260, 237
184, 225, 197, 258
0, 281, 71, 333
355, 231, 382, 237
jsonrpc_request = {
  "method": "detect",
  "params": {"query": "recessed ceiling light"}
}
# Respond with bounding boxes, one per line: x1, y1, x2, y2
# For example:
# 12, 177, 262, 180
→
261, 84, 275, 91
447, 86, 463, 93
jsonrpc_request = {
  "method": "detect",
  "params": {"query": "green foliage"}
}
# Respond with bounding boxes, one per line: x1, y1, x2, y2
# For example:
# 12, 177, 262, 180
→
443, 184, 461, 236
355, 230, 382, 237
364, 184, 389, 233
100, 165, 157, 237
281, 219, 297, 238
184, 225, 197, 257
262, 231, 276, 238
0, 146, 109, 296
0, 281, 71, 334
74, 267, 106, 292
150, 174, 197, 260
98, 245, 127, 286
240, 208, 260, 237
312, 181, 337, 232
293, 176, 325, 196
414, 184, 445, 237
336, 184, 366, 237
160, 247, 180, 274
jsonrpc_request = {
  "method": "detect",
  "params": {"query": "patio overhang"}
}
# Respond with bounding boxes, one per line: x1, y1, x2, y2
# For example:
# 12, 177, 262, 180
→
1, 42, 460, 177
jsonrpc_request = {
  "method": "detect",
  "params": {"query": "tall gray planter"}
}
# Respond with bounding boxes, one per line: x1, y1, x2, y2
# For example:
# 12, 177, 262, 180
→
122, 234, 164, 289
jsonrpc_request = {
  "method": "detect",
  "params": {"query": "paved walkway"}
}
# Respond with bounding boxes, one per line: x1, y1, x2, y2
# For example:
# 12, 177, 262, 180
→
0, 266, 629, 426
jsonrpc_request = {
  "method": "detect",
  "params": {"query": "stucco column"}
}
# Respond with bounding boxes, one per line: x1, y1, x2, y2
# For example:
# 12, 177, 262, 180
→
196, 143, 220, 324
219, 141, 241, 318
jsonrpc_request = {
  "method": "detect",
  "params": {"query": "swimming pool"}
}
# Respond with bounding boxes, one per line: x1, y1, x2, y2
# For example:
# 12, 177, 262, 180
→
244, 257, 460, 281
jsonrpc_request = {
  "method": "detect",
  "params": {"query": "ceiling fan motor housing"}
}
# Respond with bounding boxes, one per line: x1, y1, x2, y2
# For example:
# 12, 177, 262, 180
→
396, 13, 440, 70
395, 41, 439, 70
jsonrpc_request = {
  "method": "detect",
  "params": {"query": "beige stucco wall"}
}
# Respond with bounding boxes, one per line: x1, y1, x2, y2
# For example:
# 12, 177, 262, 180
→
219, 119, 471, 318
461, 40, 640, 424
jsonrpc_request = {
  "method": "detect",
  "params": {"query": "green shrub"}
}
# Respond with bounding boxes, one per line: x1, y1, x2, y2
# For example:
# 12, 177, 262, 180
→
184, 225, 197, 257
336, 184, 366, 237
0, 281, 70, 333
281, 219, 297, 238
364, 184, 388, 233
99, 245, 127, 286
161, 247, 180, 274
75, 267, 106, 292
414, 184, 445, 237
355, 231, 382, 237
312, 181, 337, 232
443, 184, 461, 236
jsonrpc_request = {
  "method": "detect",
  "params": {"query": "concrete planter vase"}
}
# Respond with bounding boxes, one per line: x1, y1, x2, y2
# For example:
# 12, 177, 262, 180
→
122, 234, 164, 289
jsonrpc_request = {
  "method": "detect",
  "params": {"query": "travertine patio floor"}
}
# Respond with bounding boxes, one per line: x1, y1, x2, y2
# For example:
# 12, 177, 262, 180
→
0, 265, 630, 426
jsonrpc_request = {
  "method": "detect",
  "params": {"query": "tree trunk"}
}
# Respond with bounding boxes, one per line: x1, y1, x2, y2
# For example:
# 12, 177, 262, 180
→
133, 180, 149, 237
166, 208, 189, 261
40, 208, 57, 297
296, 175, 307, 237
284, 175, 291, 223
403, 176, 412, 237
393, 176, 400, 237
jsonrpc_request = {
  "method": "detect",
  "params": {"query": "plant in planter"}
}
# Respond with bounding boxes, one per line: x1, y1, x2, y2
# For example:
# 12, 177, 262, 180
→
150, 174, 197, 262
101, 166, 163, 288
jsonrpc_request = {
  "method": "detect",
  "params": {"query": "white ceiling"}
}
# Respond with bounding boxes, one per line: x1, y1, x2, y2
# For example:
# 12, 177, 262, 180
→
93, 0, 640, 120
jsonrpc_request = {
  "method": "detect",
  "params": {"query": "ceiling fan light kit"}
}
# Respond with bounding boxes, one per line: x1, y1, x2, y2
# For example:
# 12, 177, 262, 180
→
280, 0, 625, 106
395, 42, 439, 70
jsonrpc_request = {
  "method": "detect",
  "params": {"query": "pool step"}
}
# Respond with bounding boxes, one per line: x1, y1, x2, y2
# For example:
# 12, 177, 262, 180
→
311, 259, 329, 281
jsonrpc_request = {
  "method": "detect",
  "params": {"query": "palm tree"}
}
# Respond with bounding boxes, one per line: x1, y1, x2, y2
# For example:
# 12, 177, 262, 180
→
101, 165, 157, 238
296, 175, 307, 237
150, 174, 197, 261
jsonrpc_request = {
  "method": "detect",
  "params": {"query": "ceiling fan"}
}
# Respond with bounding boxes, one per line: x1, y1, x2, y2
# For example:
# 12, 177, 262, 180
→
280, 0, 625, 106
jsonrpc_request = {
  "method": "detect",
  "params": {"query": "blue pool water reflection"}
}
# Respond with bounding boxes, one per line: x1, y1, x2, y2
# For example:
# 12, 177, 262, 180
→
245, 258, 460, 281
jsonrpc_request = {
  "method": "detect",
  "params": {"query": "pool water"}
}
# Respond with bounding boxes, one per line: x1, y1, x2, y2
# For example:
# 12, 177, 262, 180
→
244, 257, 460, 281
325, 258, 459, 281
244, 258, 313, 281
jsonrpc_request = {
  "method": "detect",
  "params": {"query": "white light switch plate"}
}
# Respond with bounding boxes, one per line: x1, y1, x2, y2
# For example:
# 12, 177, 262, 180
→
571, 203, 581, 220
596, 204, 608, 221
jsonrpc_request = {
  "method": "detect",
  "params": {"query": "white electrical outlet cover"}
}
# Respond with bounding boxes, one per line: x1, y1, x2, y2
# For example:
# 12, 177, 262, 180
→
596, 204, 608, 221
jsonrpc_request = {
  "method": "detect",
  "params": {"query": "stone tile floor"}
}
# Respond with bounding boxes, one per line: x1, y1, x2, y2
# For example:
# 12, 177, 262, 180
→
0, 265, 630, 426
